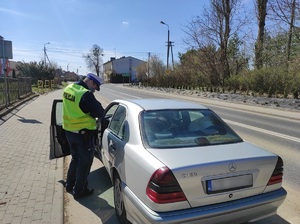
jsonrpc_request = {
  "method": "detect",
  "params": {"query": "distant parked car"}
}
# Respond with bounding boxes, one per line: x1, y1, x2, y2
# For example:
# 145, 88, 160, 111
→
50, 98, 286, 224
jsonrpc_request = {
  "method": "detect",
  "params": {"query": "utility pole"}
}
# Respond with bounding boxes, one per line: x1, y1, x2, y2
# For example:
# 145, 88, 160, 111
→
44, 42, 50, 65
147, 52, 150, 79
166, 28, 170, 70
77, 66, 81, 75
170, 41, 174, 69
160, 21, 174, 71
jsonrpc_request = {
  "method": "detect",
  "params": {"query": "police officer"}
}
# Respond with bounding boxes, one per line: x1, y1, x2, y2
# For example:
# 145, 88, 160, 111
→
63, 73, 105, 199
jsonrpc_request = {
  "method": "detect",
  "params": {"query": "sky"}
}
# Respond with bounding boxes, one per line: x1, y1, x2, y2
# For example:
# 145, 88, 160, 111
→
1, 0, 252, 75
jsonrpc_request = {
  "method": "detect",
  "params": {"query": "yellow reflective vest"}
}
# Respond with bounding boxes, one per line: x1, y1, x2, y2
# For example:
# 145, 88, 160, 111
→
62, 83, 97, 131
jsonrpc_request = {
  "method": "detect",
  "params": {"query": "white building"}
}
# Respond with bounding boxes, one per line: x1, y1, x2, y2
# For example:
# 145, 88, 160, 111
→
103, 56, 146, 83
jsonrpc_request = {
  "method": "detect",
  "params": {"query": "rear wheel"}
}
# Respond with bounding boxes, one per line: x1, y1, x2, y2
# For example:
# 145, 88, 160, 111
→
113, 173, 129, 224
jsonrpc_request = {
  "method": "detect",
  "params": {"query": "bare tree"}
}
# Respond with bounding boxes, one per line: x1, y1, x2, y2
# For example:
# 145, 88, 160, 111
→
268, 0, 298, 63
83, 44, 104, 76
268, 0, 299, 96
147, 55, 165, 86
254, 0, 268, 69
183, 0, 248, 86
135, 62, 148, 82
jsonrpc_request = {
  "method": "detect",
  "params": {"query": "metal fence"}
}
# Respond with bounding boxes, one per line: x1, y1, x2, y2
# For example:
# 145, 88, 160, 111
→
0, 77, 32, 109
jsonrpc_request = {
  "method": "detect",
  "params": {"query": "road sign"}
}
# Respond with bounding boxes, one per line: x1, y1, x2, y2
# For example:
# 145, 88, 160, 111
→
0, 40, 13, 59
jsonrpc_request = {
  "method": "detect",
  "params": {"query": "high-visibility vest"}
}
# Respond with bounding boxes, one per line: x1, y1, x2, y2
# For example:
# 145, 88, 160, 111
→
62, 83, 96, 131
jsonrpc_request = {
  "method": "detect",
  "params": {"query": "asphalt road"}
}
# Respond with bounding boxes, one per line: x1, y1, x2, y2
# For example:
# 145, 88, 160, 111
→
64, 84, 300, 224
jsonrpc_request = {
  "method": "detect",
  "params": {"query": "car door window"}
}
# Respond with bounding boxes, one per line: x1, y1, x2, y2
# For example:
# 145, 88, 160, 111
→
105, 104, 119, 118
101, 104, 118, 132
55, 102, 63, 125
109, 105, 127, 139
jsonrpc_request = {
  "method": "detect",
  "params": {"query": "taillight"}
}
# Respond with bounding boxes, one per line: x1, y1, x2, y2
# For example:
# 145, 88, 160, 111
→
146, 167, 187, 204
267, 156, 284, 186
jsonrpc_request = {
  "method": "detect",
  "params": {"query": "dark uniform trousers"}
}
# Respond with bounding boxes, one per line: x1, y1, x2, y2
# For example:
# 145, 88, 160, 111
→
65, 130, 95, 194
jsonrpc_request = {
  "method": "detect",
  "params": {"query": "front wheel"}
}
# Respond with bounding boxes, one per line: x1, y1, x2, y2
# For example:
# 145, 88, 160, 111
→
113, 173, 129, 224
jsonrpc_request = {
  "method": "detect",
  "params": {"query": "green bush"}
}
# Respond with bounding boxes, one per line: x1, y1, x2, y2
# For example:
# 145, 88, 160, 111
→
248, 68, 285, 97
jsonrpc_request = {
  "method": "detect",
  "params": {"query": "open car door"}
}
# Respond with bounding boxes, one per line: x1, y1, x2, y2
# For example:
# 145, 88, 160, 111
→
49, 99, 70, 159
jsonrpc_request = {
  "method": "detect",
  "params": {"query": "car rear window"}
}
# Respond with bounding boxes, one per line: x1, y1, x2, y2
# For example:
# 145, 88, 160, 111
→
141, 109, 243, 148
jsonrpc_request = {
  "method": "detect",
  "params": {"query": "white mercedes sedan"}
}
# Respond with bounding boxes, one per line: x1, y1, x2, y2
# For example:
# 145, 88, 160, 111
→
50, 98, 287, 224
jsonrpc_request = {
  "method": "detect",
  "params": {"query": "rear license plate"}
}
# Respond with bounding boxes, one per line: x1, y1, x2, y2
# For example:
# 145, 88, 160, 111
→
206, 174, 253, 194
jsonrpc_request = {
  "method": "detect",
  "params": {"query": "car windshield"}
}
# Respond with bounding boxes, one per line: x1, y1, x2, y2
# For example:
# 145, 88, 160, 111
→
141, 109, 243, 148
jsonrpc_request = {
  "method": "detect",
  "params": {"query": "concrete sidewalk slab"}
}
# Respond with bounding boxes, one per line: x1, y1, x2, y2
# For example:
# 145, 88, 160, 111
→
0, 90, 64, 224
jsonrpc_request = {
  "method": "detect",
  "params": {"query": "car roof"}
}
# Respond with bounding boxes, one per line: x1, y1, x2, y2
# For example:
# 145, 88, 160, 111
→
114, 98, 208, 110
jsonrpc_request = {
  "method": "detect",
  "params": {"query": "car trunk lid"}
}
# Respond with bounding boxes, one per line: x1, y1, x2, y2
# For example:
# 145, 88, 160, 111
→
147, 141, 278, 207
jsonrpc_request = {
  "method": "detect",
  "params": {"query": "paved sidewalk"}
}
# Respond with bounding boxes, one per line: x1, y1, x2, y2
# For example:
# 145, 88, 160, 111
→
0, 90, 64, 224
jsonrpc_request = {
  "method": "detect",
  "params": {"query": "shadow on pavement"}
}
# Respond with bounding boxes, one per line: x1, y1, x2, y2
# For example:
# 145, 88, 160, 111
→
77, 166, 119, 224
0, 94, 38, 125
243, 214, 290, 224
15, 114, 42, 124
17, 118, 42, 124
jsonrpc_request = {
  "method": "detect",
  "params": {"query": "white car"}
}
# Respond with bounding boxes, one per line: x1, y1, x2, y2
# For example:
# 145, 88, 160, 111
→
50, 98, 287, 224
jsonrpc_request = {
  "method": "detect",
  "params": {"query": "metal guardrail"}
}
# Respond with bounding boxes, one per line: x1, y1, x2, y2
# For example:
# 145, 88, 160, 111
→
0, 77, 32, 109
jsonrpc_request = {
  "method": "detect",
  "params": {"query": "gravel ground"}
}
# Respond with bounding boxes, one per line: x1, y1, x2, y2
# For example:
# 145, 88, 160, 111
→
135, 86, 300, 111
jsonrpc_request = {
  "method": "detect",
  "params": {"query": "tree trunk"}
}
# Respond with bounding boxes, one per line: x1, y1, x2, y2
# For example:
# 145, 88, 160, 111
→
255, 0, 268, 69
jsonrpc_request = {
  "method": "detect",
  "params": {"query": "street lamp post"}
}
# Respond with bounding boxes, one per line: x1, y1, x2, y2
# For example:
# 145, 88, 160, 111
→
67, 63, 70, 71
160, 21, 170, 70
44, 42, 50, 65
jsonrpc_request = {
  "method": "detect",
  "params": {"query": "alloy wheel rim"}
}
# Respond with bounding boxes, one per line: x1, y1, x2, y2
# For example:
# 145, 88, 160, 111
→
114, 179, 123, 215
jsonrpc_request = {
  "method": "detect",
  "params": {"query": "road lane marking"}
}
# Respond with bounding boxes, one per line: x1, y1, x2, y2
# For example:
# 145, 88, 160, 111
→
225, 119, 300, 143
101, 86, 300, 143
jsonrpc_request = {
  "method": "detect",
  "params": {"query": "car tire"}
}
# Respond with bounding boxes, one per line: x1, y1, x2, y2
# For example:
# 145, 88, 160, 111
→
113, 173, 129, 224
